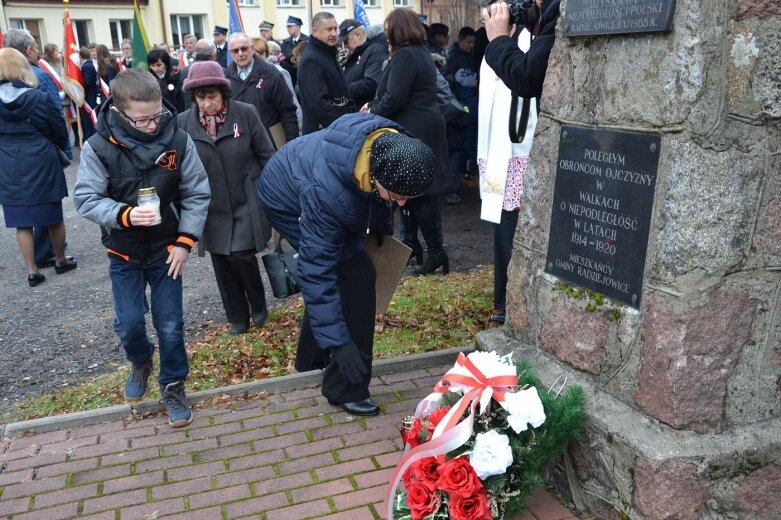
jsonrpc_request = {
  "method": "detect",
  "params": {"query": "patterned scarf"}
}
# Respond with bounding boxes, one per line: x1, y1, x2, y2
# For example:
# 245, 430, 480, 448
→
199, 101, 228, 141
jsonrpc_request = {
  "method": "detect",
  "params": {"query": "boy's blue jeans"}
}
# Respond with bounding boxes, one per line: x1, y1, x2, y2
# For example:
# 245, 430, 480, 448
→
109, 257, 188, 388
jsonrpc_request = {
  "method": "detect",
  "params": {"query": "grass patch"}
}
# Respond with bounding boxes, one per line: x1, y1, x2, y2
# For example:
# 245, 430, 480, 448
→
6, 267, 493, 422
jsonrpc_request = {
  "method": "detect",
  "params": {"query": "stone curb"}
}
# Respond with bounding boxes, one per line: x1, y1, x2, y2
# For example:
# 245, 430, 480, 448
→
2, 347, 472, 440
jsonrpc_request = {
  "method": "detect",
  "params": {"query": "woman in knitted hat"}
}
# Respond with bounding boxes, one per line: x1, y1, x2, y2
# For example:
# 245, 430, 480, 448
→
258, 112, 435, 417
177, 61, 277, 335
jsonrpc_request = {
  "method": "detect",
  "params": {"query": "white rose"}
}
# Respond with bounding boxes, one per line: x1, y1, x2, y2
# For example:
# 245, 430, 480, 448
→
503, 387, 546, 434
470, 430, 514, 479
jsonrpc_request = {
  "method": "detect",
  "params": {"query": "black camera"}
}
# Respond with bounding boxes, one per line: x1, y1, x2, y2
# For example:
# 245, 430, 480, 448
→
484, 0, 540, 27
508, 0, 540, 27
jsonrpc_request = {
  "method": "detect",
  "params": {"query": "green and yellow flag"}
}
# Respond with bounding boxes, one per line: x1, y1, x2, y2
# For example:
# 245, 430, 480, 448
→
131, 0, 151, 70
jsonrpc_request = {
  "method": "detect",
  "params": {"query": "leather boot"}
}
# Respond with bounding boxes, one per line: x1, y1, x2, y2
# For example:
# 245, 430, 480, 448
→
414, 251, 450, 275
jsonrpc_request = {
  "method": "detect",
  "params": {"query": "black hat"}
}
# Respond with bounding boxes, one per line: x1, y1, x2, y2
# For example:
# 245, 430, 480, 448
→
337, 19, 362, 44
213, 25, 228, 35
286, 16, 304, 26
370, 133, 435, 197
259, 21, 274, 31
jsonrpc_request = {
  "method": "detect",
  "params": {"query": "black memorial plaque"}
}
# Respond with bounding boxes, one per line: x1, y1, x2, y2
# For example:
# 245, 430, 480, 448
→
545, 125, 660, 308
564, 0, 675, 37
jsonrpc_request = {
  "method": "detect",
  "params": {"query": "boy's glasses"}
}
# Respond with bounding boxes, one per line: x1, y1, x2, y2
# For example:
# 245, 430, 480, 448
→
117, 107, 171, 129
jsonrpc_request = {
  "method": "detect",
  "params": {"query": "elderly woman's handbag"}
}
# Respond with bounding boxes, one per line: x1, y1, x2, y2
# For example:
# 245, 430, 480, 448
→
261, 237, 300, 298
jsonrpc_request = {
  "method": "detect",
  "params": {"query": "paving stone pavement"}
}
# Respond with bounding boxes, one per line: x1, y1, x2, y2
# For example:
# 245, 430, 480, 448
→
0, 365, 579, 520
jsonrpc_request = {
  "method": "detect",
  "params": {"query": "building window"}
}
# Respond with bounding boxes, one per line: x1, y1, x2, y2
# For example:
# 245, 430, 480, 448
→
393, 0, 410, 5
320, 0, 342, 6
109, 20, 132, 50
170, 14, 204, 47
10, 19, 43, 48
238, 0, 257, 5
363, 0, 379, 6
276, 0, 302, 5
74, 20, 92, 47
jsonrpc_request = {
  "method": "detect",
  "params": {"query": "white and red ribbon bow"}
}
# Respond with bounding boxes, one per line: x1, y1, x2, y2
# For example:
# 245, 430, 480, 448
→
384, 351, 518, 519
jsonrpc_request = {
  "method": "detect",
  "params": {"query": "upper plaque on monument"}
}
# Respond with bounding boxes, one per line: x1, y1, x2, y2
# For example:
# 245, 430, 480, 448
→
564, 0, 676, 37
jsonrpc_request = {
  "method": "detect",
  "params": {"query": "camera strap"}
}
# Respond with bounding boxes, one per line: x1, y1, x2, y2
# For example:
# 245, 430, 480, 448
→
507, 32, 539, 144
508, 95, 532, 143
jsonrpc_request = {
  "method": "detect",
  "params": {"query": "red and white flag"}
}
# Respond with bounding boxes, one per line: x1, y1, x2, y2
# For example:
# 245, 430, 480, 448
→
63, 8, 84, 86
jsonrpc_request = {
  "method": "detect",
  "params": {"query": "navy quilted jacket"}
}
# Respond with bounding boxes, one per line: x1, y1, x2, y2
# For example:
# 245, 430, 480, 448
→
258, 113, 407, 350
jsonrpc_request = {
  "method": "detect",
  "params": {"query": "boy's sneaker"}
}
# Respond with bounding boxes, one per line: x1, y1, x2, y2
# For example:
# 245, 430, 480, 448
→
161, 381, 193, 427
124, 357, 153, 402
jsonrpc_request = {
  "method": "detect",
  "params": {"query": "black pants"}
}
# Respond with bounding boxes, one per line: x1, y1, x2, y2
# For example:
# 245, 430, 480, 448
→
33, 227, 55, 263
399, 195, 444, 256
494, 210, 519, 311
296, 250, 376, 403
210, 250, 267, 325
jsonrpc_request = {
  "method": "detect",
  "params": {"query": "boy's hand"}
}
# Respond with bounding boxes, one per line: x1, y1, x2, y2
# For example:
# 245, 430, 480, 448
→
129, 207, 157, 226
166, 246, 189, 279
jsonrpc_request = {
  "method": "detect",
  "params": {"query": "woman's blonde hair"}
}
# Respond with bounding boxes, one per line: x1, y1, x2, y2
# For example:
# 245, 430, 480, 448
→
251, 37, 269, 58
0, 48, 38, 87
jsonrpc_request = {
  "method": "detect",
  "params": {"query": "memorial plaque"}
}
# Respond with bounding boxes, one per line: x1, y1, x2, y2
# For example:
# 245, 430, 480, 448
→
545, 125, 660, 308
564, 0, 676, 37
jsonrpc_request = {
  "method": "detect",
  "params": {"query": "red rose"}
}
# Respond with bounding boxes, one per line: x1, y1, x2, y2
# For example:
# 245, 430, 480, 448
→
437, 456, 483, 498
404, 456, 440, 491
450, 488, 493, 520
406, 418, 424, 448
427, 406, 451, 428
406, 482, 441, 519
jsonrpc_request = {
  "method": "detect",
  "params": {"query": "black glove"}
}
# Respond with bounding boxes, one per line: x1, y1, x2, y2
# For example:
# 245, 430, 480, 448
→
332, 341, 369, 385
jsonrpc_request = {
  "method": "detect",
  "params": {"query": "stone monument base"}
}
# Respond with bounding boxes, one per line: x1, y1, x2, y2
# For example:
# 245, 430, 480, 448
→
477, 328, 781, 520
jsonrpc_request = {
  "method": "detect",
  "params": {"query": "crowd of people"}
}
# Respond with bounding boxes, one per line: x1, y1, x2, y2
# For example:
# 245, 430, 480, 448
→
0, 0, 560, 427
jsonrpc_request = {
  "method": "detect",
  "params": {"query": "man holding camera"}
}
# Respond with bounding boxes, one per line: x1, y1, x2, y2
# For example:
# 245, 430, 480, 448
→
478, 0, 560, 323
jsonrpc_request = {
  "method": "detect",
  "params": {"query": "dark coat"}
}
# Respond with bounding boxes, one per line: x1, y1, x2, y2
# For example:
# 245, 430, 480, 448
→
280, 33, 309, 62
0, 82, 69, 206
215, 43, 228, 68
297, 37, 354, 135
344, 28, 388, 109
258, 113, 406, 350
156, 71, 186, 114
445, 42, 479, 114
82, 60, 117, 109
280, 34, 309, 86
369, 44, 450, 196
484, 0, 560, 99
226, 55, 299, 143
178, 99, 275, 255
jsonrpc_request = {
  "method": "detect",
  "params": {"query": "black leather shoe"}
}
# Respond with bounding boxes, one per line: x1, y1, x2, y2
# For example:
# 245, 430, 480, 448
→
229, 322, 249, 335
28, 273, 46, 287
54, 258, 78, 274
36, 255, 74, 269
328, 398, 380, 417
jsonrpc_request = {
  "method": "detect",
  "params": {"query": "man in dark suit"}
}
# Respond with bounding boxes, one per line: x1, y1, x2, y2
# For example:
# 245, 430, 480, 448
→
297, 12, 353, 134
280, 16, 309, 85
213, 26, 229, 67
